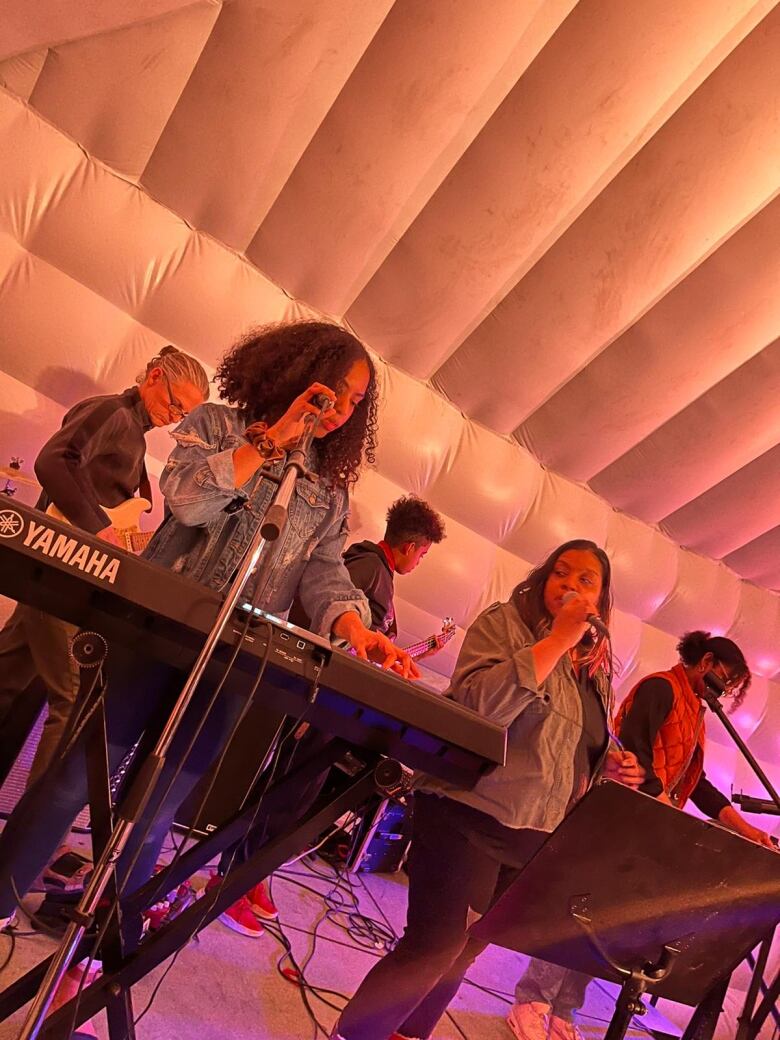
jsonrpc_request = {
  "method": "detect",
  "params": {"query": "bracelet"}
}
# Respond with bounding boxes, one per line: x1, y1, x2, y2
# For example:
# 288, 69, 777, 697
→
256, 431, 279, 459
246, 422, 282, 460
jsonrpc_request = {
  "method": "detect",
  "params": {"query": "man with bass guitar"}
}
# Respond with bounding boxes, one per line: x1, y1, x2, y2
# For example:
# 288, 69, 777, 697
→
0, 346, 208, 786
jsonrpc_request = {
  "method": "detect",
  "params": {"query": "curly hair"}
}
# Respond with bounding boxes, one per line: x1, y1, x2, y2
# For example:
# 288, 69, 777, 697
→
513, 539, 613, 678
216, 321, 378, 489
677, 630, 751, 711
385, 496, 446, 546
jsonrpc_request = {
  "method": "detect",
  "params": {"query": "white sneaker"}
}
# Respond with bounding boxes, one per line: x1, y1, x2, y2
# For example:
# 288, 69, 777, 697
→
507, 1001, 551, 1040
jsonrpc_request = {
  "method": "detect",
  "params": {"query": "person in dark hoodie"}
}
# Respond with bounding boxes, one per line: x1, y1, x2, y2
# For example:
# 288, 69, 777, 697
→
298, 494, 447, 643
213, 495, 447, 936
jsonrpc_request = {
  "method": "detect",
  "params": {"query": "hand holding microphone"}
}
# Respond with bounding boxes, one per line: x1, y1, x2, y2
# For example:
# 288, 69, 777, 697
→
247, 382, 336, 455
563, 590, 609, 638
552, 590, 609, 648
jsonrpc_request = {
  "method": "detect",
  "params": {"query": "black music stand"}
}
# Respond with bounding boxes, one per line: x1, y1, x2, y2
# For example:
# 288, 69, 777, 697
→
471, 781, 780, 1040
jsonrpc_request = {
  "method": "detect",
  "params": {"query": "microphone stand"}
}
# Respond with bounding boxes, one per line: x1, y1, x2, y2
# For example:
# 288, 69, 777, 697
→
732, 794, 780, 817
19, 400, 330, 1040
700, 672, 780, 814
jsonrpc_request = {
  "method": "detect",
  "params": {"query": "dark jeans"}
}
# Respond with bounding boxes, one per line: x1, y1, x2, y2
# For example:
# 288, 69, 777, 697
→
0, 604, 80, 786
335, 793, 547, 1040
0, 647, 248, 946
514, 958, 591, 1020
218, 724, 333, 875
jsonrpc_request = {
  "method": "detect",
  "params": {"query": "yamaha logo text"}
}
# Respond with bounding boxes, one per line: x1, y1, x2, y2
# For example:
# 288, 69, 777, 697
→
4, 512, 121, 585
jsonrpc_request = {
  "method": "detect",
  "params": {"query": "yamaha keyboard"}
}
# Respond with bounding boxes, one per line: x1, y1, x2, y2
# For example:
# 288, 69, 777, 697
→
0, 501, 505, 785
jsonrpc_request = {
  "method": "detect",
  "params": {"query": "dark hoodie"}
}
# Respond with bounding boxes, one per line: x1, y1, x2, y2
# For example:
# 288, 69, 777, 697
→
289, 539, 397, 639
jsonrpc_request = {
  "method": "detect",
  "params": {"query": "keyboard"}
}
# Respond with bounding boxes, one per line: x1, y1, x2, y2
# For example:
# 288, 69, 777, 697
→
0, 501, 505, 786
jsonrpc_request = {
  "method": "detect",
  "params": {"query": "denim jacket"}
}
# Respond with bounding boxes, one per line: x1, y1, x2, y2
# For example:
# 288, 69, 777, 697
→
144, 403, 370, 636
420, 600, 612, 832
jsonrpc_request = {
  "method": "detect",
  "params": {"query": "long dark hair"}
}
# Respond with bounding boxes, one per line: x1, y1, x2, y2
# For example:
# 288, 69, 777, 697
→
216, 321, 378, 489
513, 539, 613, 676
678, 630, 751, 710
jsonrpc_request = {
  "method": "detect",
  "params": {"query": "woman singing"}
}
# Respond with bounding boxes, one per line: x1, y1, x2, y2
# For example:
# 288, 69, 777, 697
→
332, 539, 643, 1040
0, 321, 415, 1031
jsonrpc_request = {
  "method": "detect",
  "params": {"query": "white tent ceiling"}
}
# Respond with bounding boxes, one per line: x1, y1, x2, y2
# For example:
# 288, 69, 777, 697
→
0, 1, 778, 838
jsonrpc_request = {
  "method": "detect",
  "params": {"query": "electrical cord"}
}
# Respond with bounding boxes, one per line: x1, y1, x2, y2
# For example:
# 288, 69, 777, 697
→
265, 919, 333, 1039
264, 853, 482, 1040
279, 858, 396, 953
129, 635, 330, 1030
54, 601, 279, 1035
114, 607, 271, 893
132, 695, 315, 1029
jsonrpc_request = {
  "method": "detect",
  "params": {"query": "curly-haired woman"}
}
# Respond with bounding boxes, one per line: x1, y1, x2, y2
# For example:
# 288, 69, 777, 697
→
0, 322, 415, 998
145, 320, 393, 646
615, 630, 773, 849
332, 540, 644, 1040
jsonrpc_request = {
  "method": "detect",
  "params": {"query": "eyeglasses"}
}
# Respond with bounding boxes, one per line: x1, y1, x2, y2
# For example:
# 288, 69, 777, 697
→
162, 373, 187, 421
714, 661, 743, 692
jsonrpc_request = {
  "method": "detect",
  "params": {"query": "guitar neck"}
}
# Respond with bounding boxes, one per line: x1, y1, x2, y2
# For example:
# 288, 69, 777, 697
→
122, 529, 155, 554
403, 635, 436, 660
47, 498, 154, 556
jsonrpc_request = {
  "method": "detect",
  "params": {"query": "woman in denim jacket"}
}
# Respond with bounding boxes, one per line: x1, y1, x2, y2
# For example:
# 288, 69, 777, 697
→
333, 540, 643, 1040
0, 322, 416, 982
145, 321, 404, 652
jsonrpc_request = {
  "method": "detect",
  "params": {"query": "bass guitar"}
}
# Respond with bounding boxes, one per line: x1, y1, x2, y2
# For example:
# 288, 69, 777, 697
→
46, 497, 154, 555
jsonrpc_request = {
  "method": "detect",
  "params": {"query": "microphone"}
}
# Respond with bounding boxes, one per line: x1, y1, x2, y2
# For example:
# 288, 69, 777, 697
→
561, 591, 610, 639
703, 670, 726, 697
732, 792, 780, 817
311, 392, 335, 412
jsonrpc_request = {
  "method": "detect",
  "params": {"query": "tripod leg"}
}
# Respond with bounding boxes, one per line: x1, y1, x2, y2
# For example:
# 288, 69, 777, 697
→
746, 968, 780, 1040
682, 974, 730, 1040
604, 977, 646, 1040
735, 934, 772, 1040
84, 686, 136, 1040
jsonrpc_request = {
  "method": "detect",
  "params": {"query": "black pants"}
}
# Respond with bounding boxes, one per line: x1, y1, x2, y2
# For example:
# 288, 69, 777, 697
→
335, 793, 547, 1040
0, 604, 80, 786
0, 648, 252, 946
218, 724, 334, 875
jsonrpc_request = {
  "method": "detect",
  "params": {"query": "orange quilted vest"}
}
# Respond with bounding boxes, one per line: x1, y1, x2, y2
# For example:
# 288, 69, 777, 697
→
614, 663, 705, 807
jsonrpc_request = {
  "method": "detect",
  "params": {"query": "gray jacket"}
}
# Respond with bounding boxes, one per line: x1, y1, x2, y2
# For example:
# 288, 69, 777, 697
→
144, 402, 370, 636
421, 599, 612, 831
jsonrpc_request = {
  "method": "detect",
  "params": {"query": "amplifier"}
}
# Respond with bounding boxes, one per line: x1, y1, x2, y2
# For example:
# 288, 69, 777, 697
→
354, 800, 413, 874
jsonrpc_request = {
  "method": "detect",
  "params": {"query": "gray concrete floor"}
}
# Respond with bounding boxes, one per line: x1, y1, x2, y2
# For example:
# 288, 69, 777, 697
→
0, 829, 683, 1040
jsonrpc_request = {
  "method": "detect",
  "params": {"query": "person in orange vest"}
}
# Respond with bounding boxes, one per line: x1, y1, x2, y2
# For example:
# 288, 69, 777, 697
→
614, 630, 774, 848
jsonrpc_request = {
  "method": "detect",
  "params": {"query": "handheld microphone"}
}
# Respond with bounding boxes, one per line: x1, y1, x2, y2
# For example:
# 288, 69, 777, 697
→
703, 670, 726, 697
311, 392, 335, 412
561, 591, 610, 639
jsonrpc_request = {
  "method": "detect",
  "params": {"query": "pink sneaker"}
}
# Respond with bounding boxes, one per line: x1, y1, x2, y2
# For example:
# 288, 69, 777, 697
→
205, 873, 265, 936
548, 1015, 584, 1040
246, 879, 278, 920
0, 911, 18, 931
507, 1001, 551, 1040
218, 894, 265, 937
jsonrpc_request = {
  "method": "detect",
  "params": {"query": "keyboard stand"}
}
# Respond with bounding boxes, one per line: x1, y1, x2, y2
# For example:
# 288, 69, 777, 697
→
0, 716, 379, 1038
